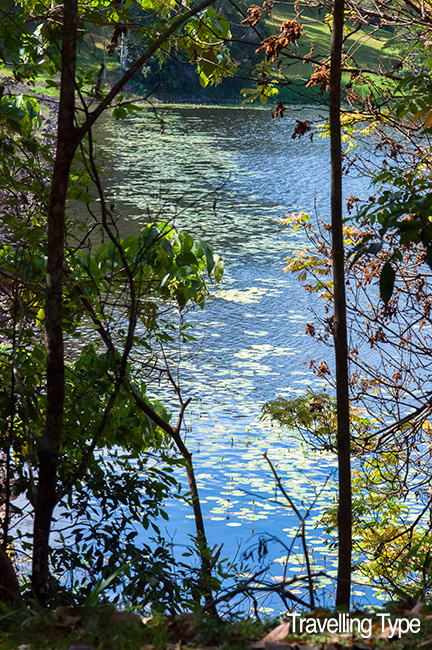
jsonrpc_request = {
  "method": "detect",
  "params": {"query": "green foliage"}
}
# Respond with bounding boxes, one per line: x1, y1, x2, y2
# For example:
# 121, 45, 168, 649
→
351, 163, 432, 302
181, 6, 235, 89
49, 450, 190, 610
264, 391, 432, 601
263, 393, 337, 451
0, 208, 223, 596
277, 197, 432, 604
345, 59, 432, 303
70, 223, 221, 314
323, 449, 432, 602
0, 0, 233, 611
263, 392, 373, 455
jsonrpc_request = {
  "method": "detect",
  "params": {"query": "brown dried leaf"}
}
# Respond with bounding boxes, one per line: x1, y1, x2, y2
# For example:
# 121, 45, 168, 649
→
306, 63, 330, 93
317, 360, 330, 377
409, 601, 424, 614
252, 621, 291, 648
256, 21, 303, 61
109, 610, 143, 627
55, 606, 82, 627
241, 5, 263, 27
291, 120, 312, 139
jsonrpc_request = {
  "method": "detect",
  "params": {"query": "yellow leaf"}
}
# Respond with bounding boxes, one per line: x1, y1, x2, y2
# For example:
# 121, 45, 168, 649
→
425, 110, 432, 129
412, 105, 431, 122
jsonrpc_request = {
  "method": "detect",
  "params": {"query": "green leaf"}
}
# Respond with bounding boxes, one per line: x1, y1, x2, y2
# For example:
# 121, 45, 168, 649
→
112, 106, 127, 120
161, 238, 174, 258
200, 241, 215, 276
380, 261, 395, 304
176, 251, 198, 267
181, 232, 194, 252
84, 564, 127, 609
366, 241, 383, 255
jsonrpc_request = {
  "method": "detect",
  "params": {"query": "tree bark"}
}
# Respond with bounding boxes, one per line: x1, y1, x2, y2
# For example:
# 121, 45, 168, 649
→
31, 0, 219, 604
131, 390, 217, 615
0, 545, 21, 608
329, 0, 352, 609
32, 0, 79, 603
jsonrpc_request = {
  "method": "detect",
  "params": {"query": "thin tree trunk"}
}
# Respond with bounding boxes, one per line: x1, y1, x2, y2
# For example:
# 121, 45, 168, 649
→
0, 545, 21, 607
329, 0, 352, 609
32, 0, 79, 603
71, 278, 218, 613
31, 0, 218, 604
102, 28, 107, 81
131, 390, 217, 615
120, 33, 128, 73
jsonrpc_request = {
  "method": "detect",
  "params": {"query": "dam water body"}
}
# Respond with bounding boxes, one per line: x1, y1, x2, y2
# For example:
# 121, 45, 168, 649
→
89, 104, 386, 613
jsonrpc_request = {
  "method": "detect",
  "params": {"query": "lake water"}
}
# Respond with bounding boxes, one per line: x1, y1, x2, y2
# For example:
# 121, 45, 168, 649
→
92, 105, 379, 613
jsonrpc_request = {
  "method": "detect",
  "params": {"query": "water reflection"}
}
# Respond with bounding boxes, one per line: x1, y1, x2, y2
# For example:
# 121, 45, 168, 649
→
92, 105, 376, 610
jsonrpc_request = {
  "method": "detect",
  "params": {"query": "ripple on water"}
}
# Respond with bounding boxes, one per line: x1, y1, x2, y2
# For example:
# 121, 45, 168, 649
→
91, 105, 382, 611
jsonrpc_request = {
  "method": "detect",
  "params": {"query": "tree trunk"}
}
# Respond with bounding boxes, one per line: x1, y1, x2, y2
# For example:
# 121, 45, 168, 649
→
120, 33, 128, 73
329, 0, 352, 609
32, 0, 79, 603
130, 390, 218, 615
31, 0, 218, 604
184, 453, 218, 615
0, 545, 21, 607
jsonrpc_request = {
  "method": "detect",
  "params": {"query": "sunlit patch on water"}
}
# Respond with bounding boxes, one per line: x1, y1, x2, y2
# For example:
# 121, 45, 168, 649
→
91, 105, 397, 611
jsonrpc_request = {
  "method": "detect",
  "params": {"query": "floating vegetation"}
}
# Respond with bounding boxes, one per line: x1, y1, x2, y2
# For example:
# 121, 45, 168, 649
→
97, 106, 396, 610
217, 287, 267, 303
